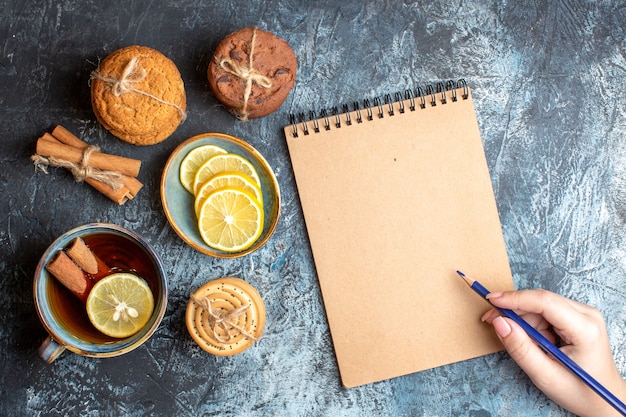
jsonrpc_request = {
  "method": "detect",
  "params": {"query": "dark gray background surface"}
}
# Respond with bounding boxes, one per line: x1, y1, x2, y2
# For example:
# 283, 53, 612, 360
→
2, 1, 626, 416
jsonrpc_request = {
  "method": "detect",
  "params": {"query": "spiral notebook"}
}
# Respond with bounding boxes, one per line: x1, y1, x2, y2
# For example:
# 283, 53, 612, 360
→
283, 80, 514, 388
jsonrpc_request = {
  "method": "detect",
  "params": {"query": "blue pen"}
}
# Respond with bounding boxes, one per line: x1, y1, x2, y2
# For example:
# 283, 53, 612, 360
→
456, 270, 626, 416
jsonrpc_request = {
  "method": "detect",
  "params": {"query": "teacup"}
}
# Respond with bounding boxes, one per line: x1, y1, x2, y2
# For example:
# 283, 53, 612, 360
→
33, 223, 167, 363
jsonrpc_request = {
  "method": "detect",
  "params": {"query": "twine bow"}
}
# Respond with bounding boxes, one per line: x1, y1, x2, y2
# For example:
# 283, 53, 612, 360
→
217, 27, 273, 121
191, 294, 259, 343
91, 56, 187, 120
32, 145, 125, 191
102, 56, 147, 96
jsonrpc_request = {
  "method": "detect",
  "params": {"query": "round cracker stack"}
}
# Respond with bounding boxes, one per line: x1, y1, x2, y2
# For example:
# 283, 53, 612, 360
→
91, 45, 187, 146
186, 277, 266, 356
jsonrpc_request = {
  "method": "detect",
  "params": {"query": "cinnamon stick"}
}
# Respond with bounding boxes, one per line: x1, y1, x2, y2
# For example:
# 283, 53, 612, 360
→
36, 136, 141, 178
45, 251, 93, 303
67, 237, 98, 273
83, 176, 143, 205
50, 125, 89, 149
38, 131, 143, 204
65, 237, 114, 281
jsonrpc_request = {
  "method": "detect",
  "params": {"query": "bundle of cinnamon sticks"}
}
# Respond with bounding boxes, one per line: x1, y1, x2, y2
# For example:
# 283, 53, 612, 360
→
33, 125, 143, 204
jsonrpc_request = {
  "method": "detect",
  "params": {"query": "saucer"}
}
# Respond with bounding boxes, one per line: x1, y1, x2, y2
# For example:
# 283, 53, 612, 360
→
161, 133, 281, 258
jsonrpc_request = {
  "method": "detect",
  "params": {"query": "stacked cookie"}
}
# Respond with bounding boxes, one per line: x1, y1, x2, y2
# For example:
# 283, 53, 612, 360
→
208, 27, 297, 120
91, 45, 187, 146
186, 277, 266, 356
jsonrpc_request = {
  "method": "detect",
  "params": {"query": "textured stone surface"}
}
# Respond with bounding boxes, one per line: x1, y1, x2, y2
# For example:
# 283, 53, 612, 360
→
1, 1, 626, 416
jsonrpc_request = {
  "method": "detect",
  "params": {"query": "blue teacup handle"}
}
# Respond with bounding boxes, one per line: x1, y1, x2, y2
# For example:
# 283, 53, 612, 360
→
38, 336, 66, 363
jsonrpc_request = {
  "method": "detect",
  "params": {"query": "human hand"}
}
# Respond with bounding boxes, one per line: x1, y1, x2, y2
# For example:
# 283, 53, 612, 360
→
481, 289, 626, 417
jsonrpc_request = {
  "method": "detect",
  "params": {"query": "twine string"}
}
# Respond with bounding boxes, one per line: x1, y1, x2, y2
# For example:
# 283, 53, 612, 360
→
107, 56, 147, 96
191, 294, 258, 343
217, 27, 273, 121
91, 56, 187, 120
32, 145, 125, 191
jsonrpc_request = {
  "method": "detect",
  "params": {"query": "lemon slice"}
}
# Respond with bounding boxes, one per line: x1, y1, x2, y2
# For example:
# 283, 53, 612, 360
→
86, 273, 155, 338
179, 144, 228, 193
194, 171, 263, 217
193, 153, 261, 195
197, 187, 264, 252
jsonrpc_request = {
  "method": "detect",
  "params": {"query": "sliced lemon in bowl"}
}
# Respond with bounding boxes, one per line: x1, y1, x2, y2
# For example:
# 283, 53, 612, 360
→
193, 153, 261, 195
86, 272, 155, 339
197, 187, 264, 252
194, 171, 263, 217
179, 144, 227, 193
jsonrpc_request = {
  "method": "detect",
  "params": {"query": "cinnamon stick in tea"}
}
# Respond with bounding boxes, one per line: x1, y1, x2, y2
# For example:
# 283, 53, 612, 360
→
66, 237, 112, 280
45, 251, 93, 303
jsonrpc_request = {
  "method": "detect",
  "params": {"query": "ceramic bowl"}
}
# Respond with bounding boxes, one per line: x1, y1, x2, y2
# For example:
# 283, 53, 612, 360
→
161, 132, 281, 258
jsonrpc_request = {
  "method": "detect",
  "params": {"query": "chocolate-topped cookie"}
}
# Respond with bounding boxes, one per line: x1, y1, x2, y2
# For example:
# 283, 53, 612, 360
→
208, 27, 297, 120
91, 45, 187, 146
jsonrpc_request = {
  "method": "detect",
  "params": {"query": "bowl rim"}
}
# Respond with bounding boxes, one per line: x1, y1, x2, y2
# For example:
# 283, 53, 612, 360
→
160, 132, 281, 258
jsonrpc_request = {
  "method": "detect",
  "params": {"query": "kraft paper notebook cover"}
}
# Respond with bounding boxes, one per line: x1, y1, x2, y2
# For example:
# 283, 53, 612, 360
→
283, 80, 514, 388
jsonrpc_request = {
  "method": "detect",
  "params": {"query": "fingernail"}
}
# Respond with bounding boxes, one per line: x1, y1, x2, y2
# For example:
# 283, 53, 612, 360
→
486, 292, 503, 300
481, 309, 496, 322
493, 316, 512, 338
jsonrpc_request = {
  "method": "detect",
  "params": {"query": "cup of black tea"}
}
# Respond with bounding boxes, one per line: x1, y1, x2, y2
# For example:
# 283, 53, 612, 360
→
33, 223, 167, 363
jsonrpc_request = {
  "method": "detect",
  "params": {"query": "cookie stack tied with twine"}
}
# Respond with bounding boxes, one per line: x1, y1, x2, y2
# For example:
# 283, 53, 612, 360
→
91, 46, 187, 146
208, 27, 297, 120
186, 277, 266, 356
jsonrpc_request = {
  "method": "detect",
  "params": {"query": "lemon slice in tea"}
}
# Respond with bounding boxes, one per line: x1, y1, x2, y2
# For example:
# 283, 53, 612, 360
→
179, 144, 227, 193
194, 171, 263, 217
193, 153, 261, 195
197, 187, 264, 252
86, 273, 155, 338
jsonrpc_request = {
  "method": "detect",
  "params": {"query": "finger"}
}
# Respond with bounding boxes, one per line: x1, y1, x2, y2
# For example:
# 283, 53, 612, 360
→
483, 308, 550, 331
486, 290, 586, 334
481, 308, 500, 323
481, 307, 537, 322
491, 316, 569, 387
483, 309, 557, 344
482, 306, 529, 322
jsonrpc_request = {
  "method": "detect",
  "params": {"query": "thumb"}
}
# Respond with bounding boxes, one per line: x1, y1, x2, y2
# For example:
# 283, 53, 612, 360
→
491, 316, 563, 387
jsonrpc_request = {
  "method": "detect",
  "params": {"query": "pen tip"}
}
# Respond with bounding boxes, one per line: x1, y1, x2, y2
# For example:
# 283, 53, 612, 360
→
456, 270, 465, 277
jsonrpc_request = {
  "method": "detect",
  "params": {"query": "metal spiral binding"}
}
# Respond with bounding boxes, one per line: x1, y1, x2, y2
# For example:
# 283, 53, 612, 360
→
289, 79, 468, 138
363, 99, 373, 121
405, 89, 415, 111
332, 107, 341, 128
394, 92, 405, 114
373, 97, 383, 119
353, 101, 362, 123
342, 104, 352, 126
310, 111, 319, 133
